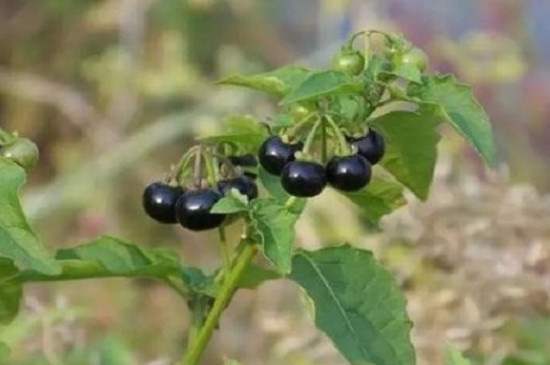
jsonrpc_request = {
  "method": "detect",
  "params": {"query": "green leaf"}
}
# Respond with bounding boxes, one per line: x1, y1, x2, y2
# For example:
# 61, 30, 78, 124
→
408, 74, 496, 166
0, 158, 61, 275
238, 264, 280, 289
249, 199, 300, 275
281, 70, 360, 105
198, 114, 268, 154
181, 267, 218, 297
0, 258, 22, 324
343, 177, 406, 224
211, 192, 248, 214
388, 62, 422, 84
271, 113, 295, 128
217, 66, 312, 96
290, 245, 415, 365
363, 54, 387, 83
371, 107, 441, 200
22, 236, 181, 282
258, 167, 289, 202
445, 345, 472, 365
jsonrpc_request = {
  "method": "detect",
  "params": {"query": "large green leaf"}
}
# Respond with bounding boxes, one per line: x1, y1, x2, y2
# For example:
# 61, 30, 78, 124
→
0, 258, 22, 324
0, 158, 61, 275
343, 177, 406, 224
249, 199, 300, 275
21, 236, 180, 282
217, 66, 312, 96
281, 70, 360, 105
290, 245, 415, 365
445, 345, 472, 365
408, 74, 496, 166
371, 107, 441, 200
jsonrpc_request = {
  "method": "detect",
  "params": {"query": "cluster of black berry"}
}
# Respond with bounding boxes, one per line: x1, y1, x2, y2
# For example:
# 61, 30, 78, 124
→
142, 154, 258, 231
259, 129, 385, 197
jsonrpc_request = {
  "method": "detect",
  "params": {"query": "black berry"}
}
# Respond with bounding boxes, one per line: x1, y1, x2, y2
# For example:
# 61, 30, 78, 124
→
228, 154, 258, 167
175, 189, 226, 231
142, 182, 184, 224
258, 136, 303, 175
281, 161, 327, 197
218, 175, 258, 201
347, 130, 385, 165
326, 154, 371, 192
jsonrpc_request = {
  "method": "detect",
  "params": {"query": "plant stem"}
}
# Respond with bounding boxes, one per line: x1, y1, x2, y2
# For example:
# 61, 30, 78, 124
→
181, 242, 257, 365
321, 118, 328, 164
202, 148, 217, 186
301, 117, 322, 155
171, 145, 201, 185
287, 112, 317, 138
193, 148, 203, 188
324, 114, 351, 155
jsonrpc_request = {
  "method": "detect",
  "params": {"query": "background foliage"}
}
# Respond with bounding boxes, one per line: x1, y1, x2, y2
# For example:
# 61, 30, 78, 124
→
1, 0, 549, 364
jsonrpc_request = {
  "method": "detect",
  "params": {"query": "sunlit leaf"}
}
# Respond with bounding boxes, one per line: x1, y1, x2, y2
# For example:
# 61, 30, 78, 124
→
217, 66, 312, 96
249, 199, 300, 274
343, 176, 406, 224
408, 74, 496, 166
281, 70, 361, 105
371, 106, 441, 200
0, 158, 61, 275
21, 236, 180, 282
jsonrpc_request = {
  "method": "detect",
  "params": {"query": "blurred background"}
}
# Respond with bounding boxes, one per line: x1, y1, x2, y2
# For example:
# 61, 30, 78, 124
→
1, 0, 550, 364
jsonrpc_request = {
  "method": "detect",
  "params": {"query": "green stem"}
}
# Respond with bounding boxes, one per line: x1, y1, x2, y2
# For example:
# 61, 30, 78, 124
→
169, 145, 201, 185
284, 196, 297, 209
301, 118, 322, 155
287, 112, 317, 138
202, 148, 217, 186
347, 30, 368, 48
181, 242, 257, 365
321, 119, 328, 164
324, 114, 351, 155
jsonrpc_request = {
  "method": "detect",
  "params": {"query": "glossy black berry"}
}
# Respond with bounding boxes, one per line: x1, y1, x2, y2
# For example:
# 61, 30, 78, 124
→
281, 161, 327, 197
258, 136, 303, 176
347, 130, 385, 165
218, 175, 258, 201
142, 182, 184, 224
175, 189, 226, 231
326, 154, 372, 192
228, 154, 258, 167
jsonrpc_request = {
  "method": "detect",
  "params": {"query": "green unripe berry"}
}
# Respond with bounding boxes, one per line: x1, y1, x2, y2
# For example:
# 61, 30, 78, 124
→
332, 49, 366, 75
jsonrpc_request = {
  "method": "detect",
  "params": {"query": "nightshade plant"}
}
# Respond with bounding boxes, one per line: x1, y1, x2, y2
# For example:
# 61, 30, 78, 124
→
0, 31, 495, 365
